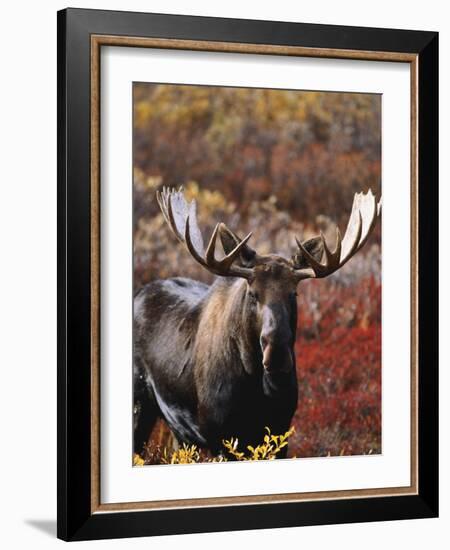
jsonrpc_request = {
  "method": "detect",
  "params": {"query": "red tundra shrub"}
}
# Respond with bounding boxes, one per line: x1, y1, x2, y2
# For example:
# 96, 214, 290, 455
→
289, 277, 381, 458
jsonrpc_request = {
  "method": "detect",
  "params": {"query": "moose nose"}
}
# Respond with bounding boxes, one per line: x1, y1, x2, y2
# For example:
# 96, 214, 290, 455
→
260, 305, 282, 369
260, 335, 274, 368
260, 304, 293, 372
260, 332, 293, 372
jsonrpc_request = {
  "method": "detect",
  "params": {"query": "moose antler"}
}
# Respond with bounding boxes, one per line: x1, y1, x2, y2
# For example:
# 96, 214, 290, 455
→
292, 189, 381, 281
156, 187, 254, 279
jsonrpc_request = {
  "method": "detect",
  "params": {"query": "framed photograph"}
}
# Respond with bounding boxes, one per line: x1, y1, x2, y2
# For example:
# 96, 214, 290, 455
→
57, 8, 438, 541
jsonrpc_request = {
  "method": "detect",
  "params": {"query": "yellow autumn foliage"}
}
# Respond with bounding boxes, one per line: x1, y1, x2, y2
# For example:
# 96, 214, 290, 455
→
183, 181, 234, 216
134, 427, 296, 466
161, 443, 201, 465
223, 426, 295, 461
133, 453, 145, 466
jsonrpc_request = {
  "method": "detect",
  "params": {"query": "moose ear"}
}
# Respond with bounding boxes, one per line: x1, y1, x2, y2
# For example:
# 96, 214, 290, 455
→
218, 223, 256, 267
292, 236, 324, 269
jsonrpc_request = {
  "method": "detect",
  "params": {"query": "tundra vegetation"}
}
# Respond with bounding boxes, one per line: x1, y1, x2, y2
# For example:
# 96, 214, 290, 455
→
133, 84, 381, 464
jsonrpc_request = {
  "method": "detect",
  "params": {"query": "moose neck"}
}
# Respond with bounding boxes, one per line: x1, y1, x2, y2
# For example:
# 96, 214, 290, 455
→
193, 278, 259, 376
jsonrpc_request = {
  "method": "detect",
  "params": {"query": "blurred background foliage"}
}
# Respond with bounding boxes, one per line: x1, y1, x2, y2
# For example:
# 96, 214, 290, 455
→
134, 84, 381, 232
133, 83, 381, 461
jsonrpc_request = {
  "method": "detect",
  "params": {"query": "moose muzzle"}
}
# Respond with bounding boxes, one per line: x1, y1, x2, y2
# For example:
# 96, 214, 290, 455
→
260, 304, 294, 373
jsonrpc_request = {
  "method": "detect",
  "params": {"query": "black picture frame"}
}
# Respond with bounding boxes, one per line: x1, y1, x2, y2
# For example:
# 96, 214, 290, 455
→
57, 7, 438, 541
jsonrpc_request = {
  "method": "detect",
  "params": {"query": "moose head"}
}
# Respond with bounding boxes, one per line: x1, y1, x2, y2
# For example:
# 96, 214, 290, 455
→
157, 187, 381, 375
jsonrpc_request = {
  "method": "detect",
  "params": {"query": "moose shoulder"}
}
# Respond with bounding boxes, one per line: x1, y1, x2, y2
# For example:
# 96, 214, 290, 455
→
133, 187, 381, 458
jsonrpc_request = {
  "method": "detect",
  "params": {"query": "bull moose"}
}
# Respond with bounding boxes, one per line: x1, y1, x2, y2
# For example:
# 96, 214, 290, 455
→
133, 187, 381, 458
